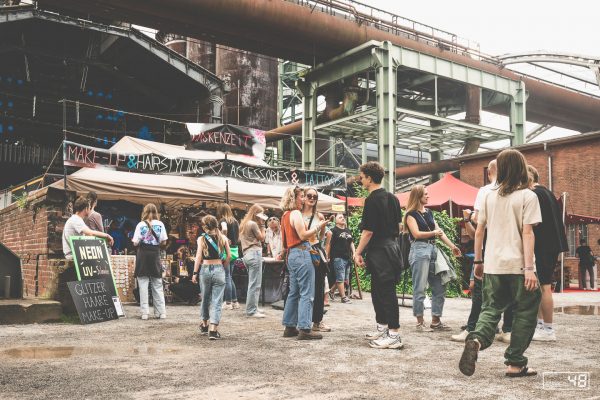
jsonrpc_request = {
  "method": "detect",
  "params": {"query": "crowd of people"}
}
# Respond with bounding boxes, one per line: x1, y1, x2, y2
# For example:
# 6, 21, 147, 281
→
59, 148, 592, 377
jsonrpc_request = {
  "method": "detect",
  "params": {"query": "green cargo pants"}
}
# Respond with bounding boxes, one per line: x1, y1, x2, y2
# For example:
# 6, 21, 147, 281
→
467, 273, 541, 367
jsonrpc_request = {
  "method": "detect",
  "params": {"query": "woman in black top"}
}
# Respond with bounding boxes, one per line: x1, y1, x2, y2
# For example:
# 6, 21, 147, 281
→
192, 215, 231, 340
216, 204, 241, 309
403, 185, 461, 332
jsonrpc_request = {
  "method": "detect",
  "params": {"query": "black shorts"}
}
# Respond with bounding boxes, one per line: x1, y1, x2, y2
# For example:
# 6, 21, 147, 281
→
535, 251, 559, 285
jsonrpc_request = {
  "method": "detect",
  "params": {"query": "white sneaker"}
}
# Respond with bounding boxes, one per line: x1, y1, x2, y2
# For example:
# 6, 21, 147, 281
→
365, 326, 388, 341
451, 330, 469, 342
248, 312, 266, 318
416, 322, 433, 332
495, 331, 511, 343
369, 332, 404, 349
141, 315, 148, 320
533, 328, 557, 342
159, 314, 167, 319
224, 303, 233, 310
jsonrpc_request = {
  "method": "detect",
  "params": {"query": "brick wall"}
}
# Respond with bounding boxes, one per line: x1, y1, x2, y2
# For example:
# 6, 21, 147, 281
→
459, 136, 600, 287
0, 187, 74, 299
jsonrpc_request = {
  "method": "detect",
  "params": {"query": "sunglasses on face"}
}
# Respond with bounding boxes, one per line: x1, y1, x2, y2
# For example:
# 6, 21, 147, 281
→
306, 194, 318, 200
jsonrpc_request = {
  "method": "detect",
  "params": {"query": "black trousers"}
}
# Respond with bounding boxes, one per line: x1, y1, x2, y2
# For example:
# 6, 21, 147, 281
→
580, 264, 596, 289
371, 274, 400, 329
466, 277, 515, 332
312, 263, 326, 323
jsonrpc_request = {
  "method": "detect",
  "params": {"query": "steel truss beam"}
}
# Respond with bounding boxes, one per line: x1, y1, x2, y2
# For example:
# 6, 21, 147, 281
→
300, 41, 525, 188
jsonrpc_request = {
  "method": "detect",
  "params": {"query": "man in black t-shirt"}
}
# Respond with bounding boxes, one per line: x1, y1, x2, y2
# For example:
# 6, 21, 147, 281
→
528, 165, 568, 342
576, 240, 595, 290
326, 214, 355, 303
354, 162, 403, 350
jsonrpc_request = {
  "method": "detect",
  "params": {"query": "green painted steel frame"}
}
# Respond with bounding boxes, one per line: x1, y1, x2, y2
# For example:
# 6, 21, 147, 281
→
300, 40, 526, 191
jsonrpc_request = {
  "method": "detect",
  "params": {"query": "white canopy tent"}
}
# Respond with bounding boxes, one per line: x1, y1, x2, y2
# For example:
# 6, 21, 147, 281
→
52, 137, 343, 211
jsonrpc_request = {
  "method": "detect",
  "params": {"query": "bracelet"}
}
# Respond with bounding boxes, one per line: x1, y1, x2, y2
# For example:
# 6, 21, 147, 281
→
193, 271, 199, 275
523, 267, 535, 271
473, 260, 483, 264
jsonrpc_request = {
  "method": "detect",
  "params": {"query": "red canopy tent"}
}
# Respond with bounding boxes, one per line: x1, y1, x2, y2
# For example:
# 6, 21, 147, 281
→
396, 173, 479, 216
338, 173, 479, 215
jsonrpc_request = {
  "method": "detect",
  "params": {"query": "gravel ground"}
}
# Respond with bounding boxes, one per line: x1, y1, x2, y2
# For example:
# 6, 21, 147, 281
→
0, 292, 598, 400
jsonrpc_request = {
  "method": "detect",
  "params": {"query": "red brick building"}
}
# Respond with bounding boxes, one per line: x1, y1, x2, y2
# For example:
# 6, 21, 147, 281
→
458, 132, 600, 288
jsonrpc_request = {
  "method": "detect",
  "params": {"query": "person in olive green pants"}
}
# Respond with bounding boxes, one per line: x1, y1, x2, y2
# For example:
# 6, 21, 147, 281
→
472, 275, 541, 367
459, 149, 542, 378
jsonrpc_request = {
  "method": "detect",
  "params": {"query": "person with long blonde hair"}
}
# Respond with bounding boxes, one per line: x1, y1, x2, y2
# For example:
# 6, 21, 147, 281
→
404, 185, 461, 332
281, 186, 328, 340
240, 204, 267, 317
216, 203, 241, 310
132, 203, 168, 320
192, 214, 231, 340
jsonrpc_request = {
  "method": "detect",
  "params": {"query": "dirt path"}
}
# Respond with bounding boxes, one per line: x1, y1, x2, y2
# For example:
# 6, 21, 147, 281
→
1, 293, 598, 400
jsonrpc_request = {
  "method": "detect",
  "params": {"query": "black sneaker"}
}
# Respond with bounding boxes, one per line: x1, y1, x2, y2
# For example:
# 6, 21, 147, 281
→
208, 330, 221, 340
199, 324, 208, 335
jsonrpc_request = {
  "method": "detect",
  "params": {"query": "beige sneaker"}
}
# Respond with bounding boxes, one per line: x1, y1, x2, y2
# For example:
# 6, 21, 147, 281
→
416, 322, 433, 332
313, 321, 331, 332
224, 303, 233, 310
232, 302, 240, 309
495, 331, 511, 343
451, 330, 469, 342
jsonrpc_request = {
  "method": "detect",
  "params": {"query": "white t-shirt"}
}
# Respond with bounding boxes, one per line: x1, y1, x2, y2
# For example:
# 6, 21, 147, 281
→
474, 181, 497, 211
132, 220, 168, 246
265, 227, 282, 257
62, 214, 88, 259
478, 187, 542, 274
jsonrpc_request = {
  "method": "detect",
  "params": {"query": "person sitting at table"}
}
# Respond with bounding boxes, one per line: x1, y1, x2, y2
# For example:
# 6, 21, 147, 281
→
266, 216, 283, 260
169, 246, 200, 305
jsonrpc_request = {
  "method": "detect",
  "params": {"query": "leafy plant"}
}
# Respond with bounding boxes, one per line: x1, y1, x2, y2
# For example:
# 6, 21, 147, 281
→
348, 185, 464, 298
15, 192, 29, 210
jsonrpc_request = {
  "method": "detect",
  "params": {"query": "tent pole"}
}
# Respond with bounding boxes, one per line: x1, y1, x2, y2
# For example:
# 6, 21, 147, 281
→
449, 198, 453, 218
62, 99, 67, 191
561, 192, 567, 292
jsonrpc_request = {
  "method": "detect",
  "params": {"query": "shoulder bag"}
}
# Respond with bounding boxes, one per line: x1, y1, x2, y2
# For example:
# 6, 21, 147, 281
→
202, 233, 226, 261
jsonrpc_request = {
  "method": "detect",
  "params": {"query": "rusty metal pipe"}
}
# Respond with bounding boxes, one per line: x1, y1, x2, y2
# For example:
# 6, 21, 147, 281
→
40, 0, 600, 132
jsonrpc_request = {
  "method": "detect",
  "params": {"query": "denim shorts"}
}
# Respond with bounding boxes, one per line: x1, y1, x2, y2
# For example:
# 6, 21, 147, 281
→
332, 257, 351, 283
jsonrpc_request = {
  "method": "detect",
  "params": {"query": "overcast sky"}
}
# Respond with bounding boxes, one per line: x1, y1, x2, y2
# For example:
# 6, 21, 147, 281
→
365, 0, 599, 147
367, 0, 598, 56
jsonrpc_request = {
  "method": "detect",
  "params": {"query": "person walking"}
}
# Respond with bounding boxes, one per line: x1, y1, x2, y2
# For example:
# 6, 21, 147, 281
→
216, 203, 241, 310
240, 204, 267, 318
281, 186, 328, 340
576, 240, 595, 290
452, 160, 514, 343
302, 187, 331, 333
459, 149, 542, 378
527, 165, 568, 342
132, 203, 169, 320
192, 215, 231, 340
326, 213, 355, 304
404, 185, 461, 332
353, 162, 404, 350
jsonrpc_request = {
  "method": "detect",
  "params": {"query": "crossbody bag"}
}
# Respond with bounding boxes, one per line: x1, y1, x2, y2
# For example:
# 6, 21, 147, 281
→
202, 233, 226, 261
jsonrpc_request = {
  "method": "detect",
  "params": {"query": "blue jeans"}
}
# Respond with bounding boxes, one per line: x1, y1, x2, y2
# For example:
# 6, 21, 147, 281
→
332, 258, 351, 283
243, 249, 263, 315
200, 264, 226, 325
137, 276, 166, 317
409, 241, 446, 317
224, 261, 237, 302
282, 244, 315, 330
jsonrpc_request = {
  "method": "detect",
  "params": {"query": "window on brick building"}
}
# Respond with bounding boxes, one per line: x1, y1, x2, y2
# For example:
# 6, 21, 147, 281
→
567, 224, 588, 256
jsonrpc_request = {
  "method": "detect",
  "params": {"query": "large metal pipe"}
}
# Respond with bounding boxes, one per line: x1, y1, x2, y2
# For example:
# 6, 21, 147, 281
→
40, 0, 600, 132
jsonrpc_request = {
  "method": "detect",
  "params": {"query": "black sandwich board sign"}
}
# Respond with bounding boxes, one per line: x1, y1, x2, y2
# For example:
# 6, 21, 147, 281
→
69, 236, 117, 296
67, 278, 118, 324
68, 236, 125, 320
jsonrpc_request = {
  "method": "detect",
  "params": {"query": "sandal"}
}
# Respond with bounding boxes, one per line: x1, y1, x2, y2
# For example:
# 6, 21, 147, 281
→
505, 366, 537, 378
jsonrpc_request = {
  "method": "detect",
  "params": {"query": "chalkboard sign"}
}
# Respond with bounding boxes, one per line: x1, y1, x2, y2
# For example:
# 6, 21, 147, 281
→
69, 236, 117, 296
67, 278, 119, 324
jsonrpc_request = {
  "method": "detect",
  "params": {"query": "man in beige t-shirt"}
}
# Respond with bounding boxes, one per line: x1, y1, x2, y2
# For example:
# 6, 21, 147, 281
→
459, 149, 543, 379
